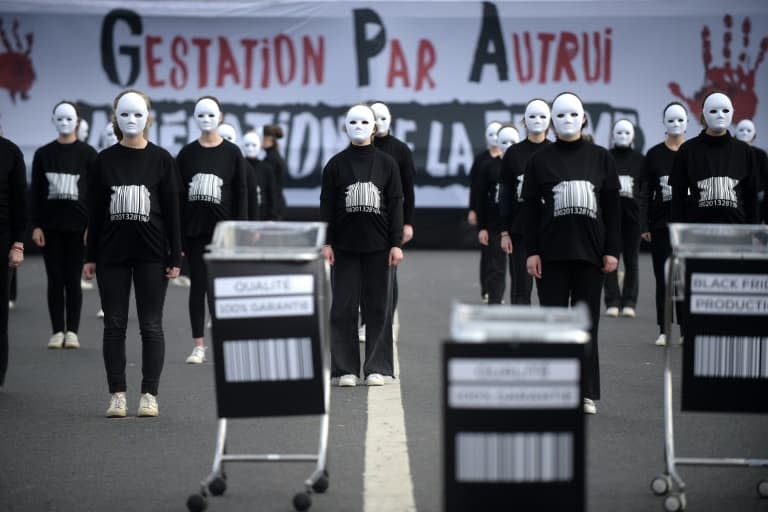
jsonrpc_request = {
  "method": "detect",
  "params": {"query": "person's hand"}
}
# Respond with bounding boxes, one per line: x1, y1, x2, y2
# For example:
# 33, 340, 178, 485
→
500, 232, 513, 254
165, 266, 181, 279
403, 224, 414, 244
32, 228, 45, 247
526, 255, 542, 279
322, 245, 334, 265
467, 210, 477, 225
82, 262, 96, 280
8, 244, 23, 268
478, 229, 489, 246
602, 255, 618, 273
389, 246, 403, 266
641, 231, 652, 242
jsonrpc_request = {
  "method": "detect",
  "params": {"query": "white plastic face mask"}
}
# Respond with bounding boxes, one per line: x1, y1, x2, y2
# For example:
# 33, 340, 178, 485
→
524, 100, 550, 135
735, 119, 756, 143
104, 123, 118, 146
664, 105, 688, 136
702, 93, 733, 133
371, 102, 391, 136
243, 132, 262, 159
115, 92, 149, 137
497, 126, 520, 153
551, 94, 584, 139
612, 120, 634, 147
218, 123, 236, 143
77, 119, 89, 142
345, 105, 375, 145
485, 122, 502, 148
194, 98, 221, 133
53, 103, 78, 136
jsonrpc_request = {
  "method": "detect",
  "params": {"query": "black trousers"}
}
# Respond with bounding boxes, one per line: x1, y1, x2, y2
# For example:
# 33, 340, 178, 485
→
187, 234, 214, 339
650, 228, 685, 335
509, 234, 534, 305
0, 231, 9, 386
97, 261, 169, 395
331, 249, 394, 378
9, 266, 16, 301
41, 229, 84, 334
604, 219, 640, 309
537, 260, 603, 400
484, 231, 507, 304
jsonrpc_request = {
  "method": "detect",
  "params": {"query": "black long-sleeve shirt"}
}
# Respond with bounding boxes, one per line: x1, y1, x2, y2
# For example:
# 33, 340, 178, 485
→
0, 137, 28, 242
609, 146, 645, 227
320, 144, 403, 252
30, 140, 96, 232
500, 139, 551, 234
468, 150, 494, 213
751, 146, 768, 223
670, 131, 758, 224
475, 157, 503, 232
176, 140, 248, 238
640, 142, 677, 233
265, 146, 288, 218
373, 134, 416, 226
522, 138, 621, 267
245, 157, 279, 221
86, 143, 182, 267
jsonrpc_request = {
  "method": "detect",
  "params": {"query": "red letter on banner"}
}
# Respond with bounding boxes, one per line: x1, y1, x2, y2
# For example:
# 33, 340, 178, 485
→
387, 39, 410, 88
145, 36, 165, 87
415, 39, 436, 91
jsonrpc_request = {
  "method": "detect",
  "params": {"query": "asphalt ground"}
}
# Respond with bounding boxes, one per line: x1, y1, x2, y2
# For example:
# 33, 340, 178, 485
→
0, 250, 767, 512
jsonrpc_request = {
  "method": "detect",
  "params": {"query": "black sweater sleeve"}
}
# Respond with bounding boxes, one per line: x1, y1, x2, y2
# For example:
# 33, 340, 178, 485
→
8, 144, 27, 243
669, 146, 688, 223
601, 154, 621, 258
233, 153, 248, 221
385, 154, 404, 247
161, 158, 183, 267
85, 158, 107, 264
319, 157, 336, 246
521, 161, 542, 257
29, 148, 46, 229
398, 142, 416, 226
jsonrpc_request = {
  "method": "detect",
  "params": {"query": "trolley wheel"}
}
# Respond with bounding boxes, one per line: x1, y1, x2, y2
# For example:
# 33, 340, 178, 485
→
757, 479, 768, 498
663, 492, 686, 511
186, 493, 208, 512
650, 474, 671, 496
209, 477, 227, 496
293, 491, 312, 511
312, 475, 329, 493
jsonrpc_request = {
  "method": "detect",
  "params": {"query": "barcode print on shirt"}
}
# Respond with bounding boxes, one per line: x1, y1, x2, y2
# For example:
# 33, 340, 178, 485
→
345, 181, 381, 214
697, 176, 739, 208
694, 335, 768, 379
618, 175, 634, 198
516, 175, 525, 203
659, 175, 672, 202
456, 432, 573, 483
223, 337, 314, 382
109, 185, 150, 222
45, 172, 80, 200
189, 173, 223, 204
552, 180, 597, 218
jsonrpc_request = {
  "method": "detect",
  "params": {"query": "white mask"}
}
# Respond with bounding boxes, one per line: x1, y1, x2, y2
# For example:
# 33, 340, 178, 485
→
735, 119, 756, 143
371, 102, 391, 137
194, 98, 221, 133
115, 92, 149, 137
52, 103, 78, 136
612, 120, 634, 148
103, 122, 118, 146
497, 126, 520, 153
345, 105, 375, 145
702, 93, 733, 133
664, 104, 688, 136
243, 131, 262, 159
218, 123, 236, 143
485, 121, 502, 149
551, 93, 585, 139
524, 100, 550, 135
77, 118, 89, 142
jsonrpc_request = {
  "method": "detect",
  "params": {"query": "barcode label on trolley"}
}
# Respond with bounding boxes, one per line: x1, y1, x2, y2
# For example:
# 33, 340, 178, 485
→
223, 337, 314, 382
455, 432, 573, 482
694, 335, 768, 379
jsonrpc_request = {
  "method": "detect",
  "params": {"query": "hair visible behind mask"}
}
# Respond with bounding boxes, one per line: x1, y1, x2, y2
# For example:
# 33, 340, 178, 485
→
111, 89, 153, 141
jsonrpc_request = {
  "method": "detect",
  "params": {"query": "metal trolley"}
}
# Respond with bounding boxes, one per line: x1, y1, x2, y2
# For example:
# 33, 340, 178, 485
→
650, 223, 768, 511
187, 222, 331, 512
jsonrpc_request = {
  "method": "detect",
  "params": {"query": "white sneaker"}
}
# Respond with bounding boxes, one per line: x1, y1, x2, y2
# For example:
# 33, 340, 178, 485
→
8, 300, 15, 310
47, 332, 65, 349
106, 392, 127, 418
583, 398, 597, 415
337, 374, 357, 387
80, 279, 94, 290
170, 276, 191, 288
185, 346, 206, 364
365, 373, 385, 386
96, 309, 104, 318
605, 307, 620, 317
64, 331, 80, 349
137, 393, 159, 417
393, 308, 400, 342
482, 293, 489, 304
655, 334, 667, 346
358, 325, 366, 343
620, 307, 636, 318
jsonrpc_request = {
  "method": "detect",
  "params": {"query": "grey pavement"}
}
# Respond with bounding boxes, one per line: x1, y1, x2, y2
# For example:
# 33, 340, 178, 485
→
1, 251, 767, 512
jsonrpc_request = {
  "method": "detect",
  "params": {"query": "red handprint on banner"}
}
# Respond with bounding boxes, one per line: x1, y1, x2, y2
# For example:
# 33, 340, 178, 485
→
0, 19, 35, 103
669, 15, 767, 120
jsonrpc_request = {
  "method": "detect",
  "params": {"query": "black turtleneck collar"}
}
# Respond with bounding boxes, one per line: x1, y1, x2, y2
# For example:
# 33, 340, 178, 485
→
347, 143, 375, 154
554, 137, 586, 150
611, 145, 633, 153
699, 129, 732, 145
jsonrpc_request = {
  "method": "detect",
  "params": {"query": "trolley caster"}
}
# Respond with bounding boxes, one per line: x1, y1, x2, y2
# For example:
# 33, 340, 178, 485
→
757, 479, 768, 498
650, 474, 671, 496
209, 476, 227, 496
312, 475, 329, 493
293, 491, 312, 511
186, 493, 208, 512
663, 492, 686, 511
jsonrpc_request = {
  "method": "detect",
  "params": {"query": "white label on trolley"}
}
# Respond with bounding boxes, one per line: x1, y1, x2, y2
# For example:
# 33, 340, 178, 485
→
690, 294, 768, 315
691, 273, 768, 294
213, 275, 314, 298
449, 384, 580, 408
449, 359, 579, 382
215, 295, 314, 318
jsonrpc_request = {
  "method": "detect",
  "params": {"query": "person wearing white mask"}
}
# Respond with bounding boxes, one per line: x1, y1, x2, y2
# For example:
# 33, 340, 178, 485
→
242, 130, 279, 220
83, 89, 182, 418
77, 118, 89, 144
100, 122, 119, 149
469, 121, 503, 302
500, 99, 551, 305
320, 104, 403, 387
640, 102, 688, 346
522, 92, 620, 415
603, 119, 645, 319
217, 122, 237, 143
670, 91, 758, 225
177, 96, 248, 365
30, 101, 97, 350
734, 119, 768, 223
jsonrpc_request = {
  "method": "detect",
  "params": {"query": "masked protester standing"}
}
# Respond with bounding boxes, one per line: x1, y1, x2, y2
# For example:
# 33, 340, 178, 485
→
320, 104, 403, 387
83, 89, 182, 418
242, 130, 279, 221
30, 101, 97, 350
523, 92, 621, 415
178, 96, 248, 365
733, 119, 768, 223
500, 99, 552, 305
262, 124, 288, 219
